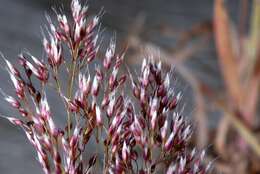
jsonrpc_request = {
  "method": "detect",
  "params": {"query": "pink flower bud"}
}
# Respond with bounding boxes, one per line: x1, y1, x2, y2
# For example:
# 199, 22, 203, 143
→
112, 127, 121, 144
143, 146, 150, 161
86, 16, 99, 34
86, 50, 97, 63
109, 115, 121, 135
151, 111, 157, 130
43, 38, 51, 57
142, 66, 150, 87
107, 93, 116, 117
63, 96, 79, 113
73, 11, 88, 42
101, 95, 109, 108
164, 74, 170, 89
42, 134, 52, 151
109, 67, 118, 89
5, 96, 20, 108
1, 54, 20, 77
30, 54, 45, 68
122, 141, 129, 162
95, 66, 103, 81
173, 112, 183, 133
19, 108, 28, 117
133, 85, 140, 99
182, 125, 192, 141
95, 105, 102, 126
168, 97, 177, 110
131, 116, 142, 138
164, 132, 176, 151
39, 95, 50, 120
150, 97, 158, 129
4, 116, 24, 126
157, 84, 166, 97
179, 157, 186, 172
161, 95, 168, 107
70, 135, 78, 148
21, 55, 49, 82
91, 75, 99, 96
57, 14, 70, 34
141, 59, 147, 72
70, 126, 80, 148
9, 72, 24, 99
166, 164, 176, 174
104, 39, 115, 69
47, 117, 56, 135
79, 73, 91, 95
140, 88, 146, 104
118, 75, 127, 86
161, 119, 168, 140
71, 0, 82, 22
44, 35, 63, 67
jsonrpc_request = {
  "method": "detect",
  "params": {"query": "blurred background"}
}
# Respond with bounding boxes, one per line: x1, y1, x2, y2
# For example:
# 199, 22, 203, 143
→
0, 0, 259, 173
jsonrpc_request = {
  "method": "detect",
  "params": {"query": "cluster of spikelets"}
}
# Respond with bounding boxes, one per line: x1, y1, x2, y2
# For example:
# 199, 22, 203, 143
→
0, 0, 211, 173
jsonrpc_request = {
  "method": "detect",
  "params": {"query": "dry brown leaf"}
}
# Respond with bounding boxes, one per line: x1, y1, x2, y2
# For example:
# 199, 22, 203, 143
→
214, 96, 260, 156
215, 116, 230, 159
201, 83, 260, 157
242, 46, 260, 126
214, 0, 243, 107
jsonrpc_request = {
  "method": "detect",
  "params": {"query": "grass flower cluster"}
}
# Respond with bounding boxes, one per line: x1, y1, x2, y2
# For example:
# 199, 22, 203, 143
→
0, 0, 211, 173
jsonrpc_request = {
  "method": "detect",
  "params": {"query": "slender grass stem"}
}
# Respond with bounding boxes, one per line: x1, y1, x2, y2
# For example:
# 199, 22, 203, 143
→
67, 48, 78, 137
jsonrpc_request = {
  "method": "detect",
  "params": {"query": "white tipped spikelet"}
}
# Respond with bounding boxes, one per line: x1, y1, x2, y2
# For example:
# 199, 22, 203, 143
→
104, 38, 116, 69
95, 105, 102, 125
1, 53, 20, 76
122, 141, 129, 161
150, 97, 158, 130
161, 119, 168, 140
164, 73, 170, 90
